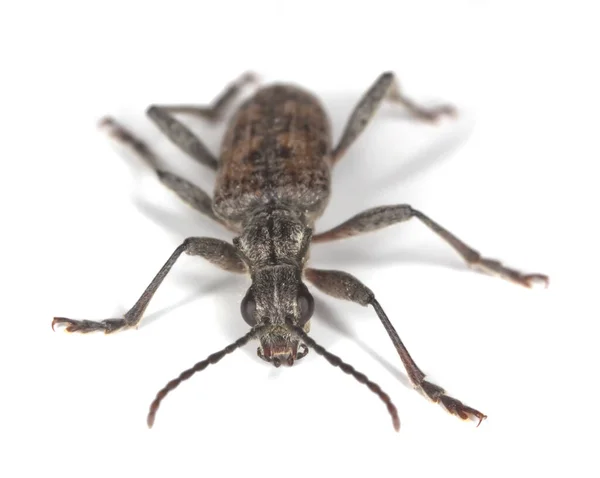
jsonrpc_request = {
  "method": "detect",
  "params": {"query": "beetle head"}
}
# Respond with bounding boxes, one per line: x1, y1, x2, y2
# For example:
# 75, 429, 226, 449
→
241, 264, 314, 366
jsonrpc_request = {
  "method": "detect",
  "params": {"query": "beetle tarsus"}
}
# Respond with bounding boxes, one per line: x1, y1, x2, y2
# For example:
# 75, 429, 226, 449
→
420, 381, 487, 426
52, 317, 128, 334
470, 258, 549, 289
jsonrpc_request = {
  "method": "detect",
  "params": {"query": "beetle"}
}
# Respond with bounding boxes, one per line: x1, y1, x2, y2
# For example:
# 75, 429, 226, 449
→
53, 71, 548, 431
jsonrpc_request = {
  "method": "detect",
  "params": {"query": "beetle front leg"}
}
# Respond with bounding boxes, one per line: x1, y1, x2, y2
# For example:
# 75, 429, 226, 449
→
313, 204, 548, 288
304, 268, 486, 425
53, 238, 246, 334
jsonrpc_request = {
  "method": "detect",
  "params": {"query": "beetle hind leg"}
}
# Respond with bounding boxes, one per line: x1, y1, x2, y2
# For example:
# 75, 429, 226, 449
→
385, 74, 456, 122
141, 72, 258, 171
333, 71, 455, 162
150, 71, 259, 122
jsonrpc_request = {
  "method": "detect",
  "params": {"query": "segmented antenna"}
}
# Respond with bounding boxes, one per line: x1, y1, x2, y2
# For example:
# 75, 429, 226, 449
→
285, 318, 400, 432
147, 326, 265, 428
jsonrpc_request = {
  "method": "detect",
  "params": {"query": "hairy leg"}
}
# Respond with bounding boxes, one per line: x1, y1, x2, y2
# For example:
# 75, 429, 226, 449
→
305, 267, 486, 425
313, 204, 548, 288
100, 117, 224, 225
151, 71, 258, 121
333, 71, 455, 162
53, 237, 246, 333
146, 72, 258, 169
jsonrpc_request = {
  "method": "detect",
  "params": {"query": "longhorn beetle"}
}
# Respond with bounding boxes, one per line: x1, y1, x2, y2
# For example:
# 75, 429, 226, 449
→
53, 71, 548, 431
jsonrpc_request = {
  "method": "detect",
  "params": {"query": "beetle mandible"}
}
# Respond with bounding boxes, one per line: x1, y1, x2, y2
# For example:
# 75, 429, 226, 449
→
53, 72, 548, 431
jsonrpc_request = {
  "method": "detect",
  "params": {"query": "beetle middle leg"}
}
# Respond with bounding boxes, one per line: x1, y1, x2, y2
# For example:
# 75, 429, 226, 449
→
99, 117, 228, 227
332, 71, 455, 162
313, 204, 548, 288
304, 268, 486, 425
53, 237, 246, 334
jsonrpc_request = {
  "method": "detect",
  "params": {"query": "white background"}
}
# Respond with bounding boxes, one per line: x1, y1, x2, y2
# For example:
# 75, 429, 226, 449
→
1, 1, 598, 477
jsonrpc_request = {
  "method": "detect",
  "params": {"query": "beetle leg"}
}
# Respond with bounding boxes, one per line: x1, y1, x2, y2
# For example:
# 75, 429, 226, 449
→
332, 71, 455, 162
99, 117, 232, 227
53, 238, 246, 334
150, 71, 259, 122
304, 268, 486, 426
144, 72, 257, 169
145, 106, 219, 170
313, 204, 548, 289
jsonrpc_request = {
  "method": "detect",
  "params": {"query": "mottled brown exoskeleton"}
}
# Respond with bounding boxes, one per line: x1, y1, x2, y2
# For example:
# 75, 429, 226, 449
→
53, 72, 548, 431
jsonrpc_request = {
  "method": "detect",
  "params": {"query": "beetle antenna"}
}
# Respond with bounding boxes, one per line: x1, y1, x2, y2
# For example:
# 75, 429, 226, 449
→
285, 318, 400, 431
147, 326, 266, 428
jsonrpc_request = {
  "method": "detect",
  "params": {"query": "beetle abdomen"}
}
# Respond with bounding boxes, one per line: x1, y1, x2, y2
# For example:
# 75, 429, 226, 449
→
213, 84, 332, 225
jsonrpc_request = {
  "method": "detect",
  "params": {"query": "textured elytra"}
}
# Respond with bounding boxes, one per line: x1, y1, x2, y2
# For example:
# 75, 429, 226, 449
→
213, 84, 332, 226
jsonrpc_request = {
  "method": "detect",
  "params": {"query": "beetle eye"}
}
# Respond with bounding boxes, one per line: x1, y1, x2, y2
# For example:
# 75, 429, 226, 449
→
241, 288, 257, 326
297, 284, 314, 326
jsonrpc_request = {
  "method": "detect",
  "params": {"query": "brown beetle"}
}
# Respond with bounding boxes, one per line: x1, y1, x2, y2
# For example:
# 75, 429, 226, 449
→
53, 72, 548, 431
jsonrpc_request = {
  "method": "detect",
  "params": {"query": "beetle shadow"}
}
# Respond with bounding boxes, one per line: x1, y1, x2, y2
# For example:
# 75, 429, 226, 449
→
138, 274, 243, 330
312, 296, 412, 389
375, 120, 473, 193
132, 195, 229, 243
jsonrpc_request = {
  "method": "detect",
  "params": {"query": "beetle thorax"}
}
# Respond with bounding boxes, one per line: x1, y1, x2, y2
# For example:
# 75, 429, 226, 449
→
234, 204, 312, 270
